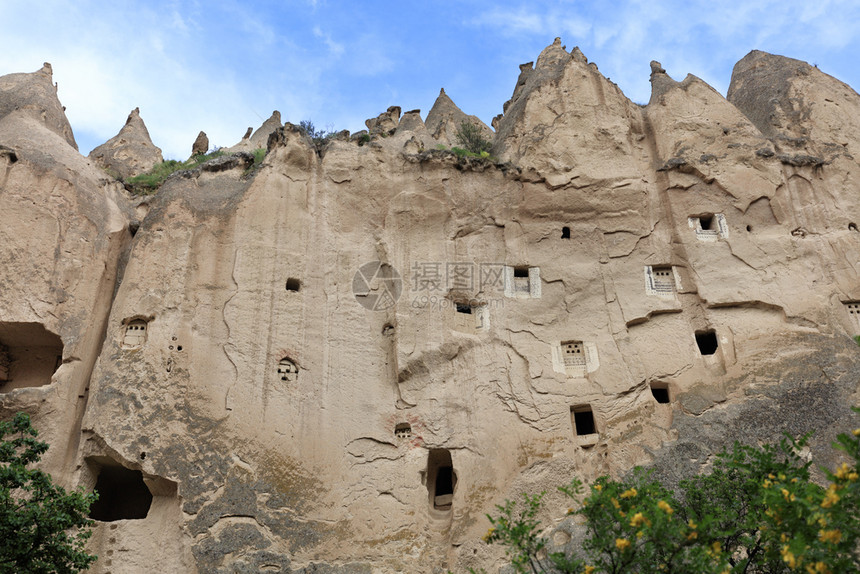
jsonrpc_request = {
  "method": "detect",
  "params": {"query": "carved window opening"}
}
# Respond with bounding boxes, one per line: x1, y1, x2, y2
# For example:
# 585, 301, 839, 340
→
89, 464, 152, 522
561, 226, 571, 239
277, 358, 298, 382
562, 341, 585, 368
427, 449, 456, 512
455, 303, 472, 314
0, 322, 64, 393
695, 330, 718, 356
646, 265, 676, 296
844, 302, 860, 333
689, 214, 728, 241
506, 266, 541, 299
650, 383, 670, 404
571, 406, 598, 447
122, 319, 148, 349
285, 278, 301, 292
394, 423, 412, 439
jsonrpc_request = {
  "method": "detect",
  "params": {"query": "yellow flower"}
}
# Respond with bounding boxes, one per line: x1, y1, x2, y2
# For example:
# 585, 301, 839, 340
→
611, 497, 620, 509
711, 541, 722, 554
805, 562, 830, 574
849, 472, 859, 481
686, 531, 698, 541
482, 527, 495, 542
629, 512, 650, 528
567, 507, 575, 515
818, 529, 842, 544
768, 473, 776, 479
781, 488, 795, 502
835, 463, 851, 480
637, 530, 644, 539
620, 488, 638, 499
763, 479, 772, 489
821, 485, 840, 508
658, 500, 673, 515
583, 566, 595, 574
852, 428, 860, 436
616, 538, 631, 551
594, 484, 602, 492
688, 519, 697, 529
780, 533, 788, 542
781, 545, 797, 569
778, 473, 786, 481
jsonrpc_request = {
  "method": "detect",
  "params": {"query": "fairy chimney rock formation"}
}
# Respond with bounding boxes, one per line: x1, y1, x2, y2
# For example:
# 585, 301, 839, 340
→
1, 43, 860, 574
0, 61, 77, 149
89, 108, 163, 179
424, 87, 493, 147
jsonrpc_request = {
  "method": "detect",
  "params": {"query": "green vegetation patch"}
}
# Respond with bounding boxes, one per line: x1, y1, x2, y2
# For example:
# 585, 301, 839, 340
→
125, 150, 226, 195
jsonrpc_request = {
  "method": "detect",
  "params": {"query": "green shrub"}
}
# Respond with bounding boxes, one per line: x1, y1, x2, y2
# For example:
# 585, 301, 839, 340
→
299, 120, 335, 149
455, 121, 492, 155
479, 408, 860, 573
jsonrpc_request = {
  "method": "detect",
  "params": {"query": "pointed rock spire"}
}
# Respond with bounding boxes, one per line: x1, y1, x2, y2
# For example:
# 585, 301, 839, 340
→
89, 107, 163, 179
249, 111, 282, 149
0, 62, 77, 149
425, 88, 493, 147
648, 60, 681, 104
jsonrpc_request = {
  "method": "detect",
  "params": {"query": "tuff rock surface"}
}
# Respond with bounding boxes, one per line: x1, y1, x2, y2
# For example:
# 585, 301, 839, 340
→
88, 107, 163, 179
1, 40, 860, 573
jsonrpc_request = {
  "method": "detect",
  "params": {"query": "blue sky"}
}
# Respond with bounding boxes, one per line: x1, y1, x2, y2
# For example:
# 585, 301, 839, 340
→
1, 1, 858, 160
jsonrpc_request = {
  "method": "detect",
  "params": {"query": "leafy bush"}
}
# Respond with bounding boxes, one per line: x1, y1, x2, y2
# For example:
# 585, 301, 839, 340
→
124, 150, 225, 195
299, 120, 335, 148
479, 409, 860, 573
455, 121, 492, 155
1, 413, 98, 573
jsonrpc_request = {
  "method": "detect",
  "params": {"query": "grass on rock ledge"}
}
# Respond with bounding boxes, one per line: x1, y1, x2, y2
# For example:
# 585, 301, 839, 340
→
124, 150, 226, 195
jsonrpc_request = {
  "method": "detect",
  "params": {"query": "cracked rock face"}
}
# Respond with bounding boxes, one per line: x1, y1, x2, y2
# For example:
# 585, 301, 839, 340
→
1, 43, 860, 574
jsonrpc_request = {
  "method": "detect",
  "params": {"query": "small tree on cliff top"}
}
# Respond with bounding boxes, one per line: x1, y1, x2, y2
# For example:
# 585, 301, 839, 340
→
0, 412, 97, 573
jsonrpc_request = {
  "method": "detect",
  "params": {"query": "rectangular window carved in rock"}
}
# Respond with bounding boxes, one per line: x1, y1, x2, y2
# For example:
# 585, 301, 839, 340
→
505, 266, 541, 299
394, 423, 412, 439
688, 214, 728, 241
650, 382, 670, 404
645, 265, 676, 298
277, 358, 297, 382
570, 405, 598, 447
454, 301, 490, 334
845, 302, 860, 334
427, 449, 456, 513
695, 330, 719, 356
122, 319, 148, 349
552, 340, 599, 378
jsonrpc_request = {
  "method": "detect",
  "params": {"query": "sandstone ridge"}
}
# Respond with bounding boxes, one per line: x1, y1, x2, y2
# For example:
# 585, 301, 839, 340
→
1, 42, 859, 574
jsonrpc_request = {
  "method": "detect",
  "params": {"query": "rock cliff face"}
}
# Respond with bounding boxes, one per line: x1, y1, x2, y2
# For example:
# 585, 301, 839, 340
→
1, 42, 860, 573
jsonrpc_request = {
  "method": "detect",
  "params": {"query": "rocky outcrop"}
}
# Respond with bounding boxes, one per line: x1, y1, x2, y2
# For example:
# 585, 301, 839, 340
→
1, 43, 860, 574
192, 131, 209, 156
0, 62, 77, 149
89, 108, 163, 179
424, 88, 493, 147
227, 111, 282, 153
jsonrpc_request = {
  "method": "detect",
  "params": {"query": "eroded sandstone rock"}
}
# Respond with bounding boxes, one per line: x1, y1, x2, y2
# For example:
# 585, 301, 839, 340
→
1, 44, 860, 574
89, 107, 163, 179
